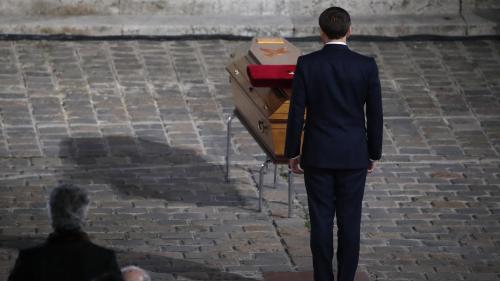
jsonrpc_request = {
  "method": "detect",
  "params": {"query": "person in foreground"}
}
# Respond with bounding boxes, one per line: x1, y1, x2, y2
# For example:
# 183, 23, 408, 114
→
8, 184, 123, 281
285, 6, 383, 281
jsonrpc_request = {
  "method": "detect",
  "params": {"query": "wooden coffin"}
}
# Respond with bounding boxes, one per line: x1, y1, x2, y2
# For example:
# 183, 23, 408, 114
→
226, 37, 302, 163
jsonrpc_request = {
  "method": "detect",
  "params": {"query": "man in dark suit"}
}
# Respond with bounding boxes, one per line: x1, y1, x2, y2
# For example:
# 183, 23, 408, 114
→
285, 7, 383, 281
8, 184, 123, 281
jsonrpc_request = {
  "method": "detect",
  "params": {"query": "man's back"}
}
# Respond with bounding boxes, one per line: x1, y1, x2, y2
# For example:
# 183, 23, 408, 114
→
285, 43, 382, 169
8, 230, 122, 281
284, 7, 383, 281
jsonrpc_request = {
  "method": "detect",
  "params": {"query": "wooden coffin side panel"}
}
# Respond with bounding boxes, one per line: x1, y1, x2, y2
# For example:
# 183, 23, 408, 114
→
230, 78, 275, 157
227, 76, 305, 162
269, 101, 307, 124
270, 122, 304, 163
269, 100, 290, 123
270, 123, 287, 162
270, 101, 289, 159
269, 101, 305, 162
226, 38, 303, 162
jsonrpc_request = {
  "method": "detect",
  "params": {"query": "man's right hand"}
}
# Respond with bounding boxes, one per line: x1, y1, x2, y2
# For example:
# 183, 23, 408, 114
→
289, 156, 304, 174
368, 161, 375, 173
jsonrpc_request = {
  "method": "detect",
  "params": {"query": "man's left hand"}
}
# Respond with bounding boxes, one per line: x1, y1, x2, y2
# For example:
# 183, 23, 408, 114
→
289, 156, 304, 174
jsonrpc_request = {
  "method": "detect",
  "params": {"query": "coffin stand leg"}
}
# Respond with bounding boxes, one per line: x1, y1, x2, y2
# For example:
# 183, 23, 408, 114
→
225, 111, 236, 183
288, 169, 294, 218
258, 158, 271, 212
273, 163, 278, 188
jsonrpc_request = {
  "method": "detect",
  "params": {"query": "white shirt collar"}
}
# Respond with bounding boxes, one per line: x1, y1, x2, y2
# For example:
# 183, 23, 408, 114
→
325, 41, 347, 46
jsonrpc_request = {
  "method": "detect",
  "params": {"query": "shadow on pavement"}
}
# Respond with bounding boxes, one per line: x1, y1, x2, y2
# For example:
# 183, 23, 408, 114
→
0, 235, 258, 281
57, 136, 251, 207
117, 251, 258, 281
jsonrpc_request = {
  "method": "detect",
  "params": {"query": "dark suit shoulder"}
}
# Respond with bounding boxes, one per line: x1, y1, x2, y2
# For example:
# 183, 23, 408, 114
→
299, 47, 375, 66
345, 49, 376, 65
8, 245, 46, 281
9, 237, 121, 281
297, 49, 323, 63
347, 48, 373, 59
22, 238, 115, 257
17, 243, 46, 258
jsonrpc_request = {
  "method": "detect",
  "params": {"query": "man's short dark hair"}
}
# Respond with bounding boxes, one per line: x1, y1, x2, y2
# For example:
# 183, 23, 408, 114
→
319, 7, 351, 39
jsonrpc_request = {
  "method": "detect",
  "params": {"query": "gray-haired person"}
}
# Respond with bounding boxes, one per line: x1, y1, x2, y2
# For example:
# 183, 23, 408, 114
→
8, 184, 123, 281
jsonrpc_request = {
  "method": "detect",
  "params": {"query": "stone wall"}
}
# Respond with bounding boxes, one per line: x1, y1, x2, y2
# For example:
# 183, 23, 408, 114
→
0, 0, 467, 16
0, 0, 497, 37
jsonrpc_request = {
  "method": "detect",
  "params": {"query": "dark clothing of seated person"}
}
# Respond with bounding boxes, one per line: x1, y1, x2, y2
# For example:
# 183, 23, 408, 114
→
8, 184, 123, 281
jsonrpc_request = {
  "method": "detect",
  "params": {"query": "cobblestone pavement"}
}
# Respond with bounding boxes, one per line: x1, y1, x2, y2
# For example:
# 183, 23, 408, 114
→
0, 39, 499, 281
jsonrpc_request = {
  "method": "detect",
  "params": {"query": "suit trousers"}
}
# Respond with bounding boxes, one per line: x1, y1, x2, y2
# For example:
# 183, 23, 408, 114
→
304, 167, 367, 281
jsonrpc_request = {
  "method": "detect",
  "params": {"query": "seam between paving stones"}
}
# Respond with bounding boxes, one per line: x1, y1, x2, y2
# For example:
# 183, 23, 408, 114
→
221, 41, 240, 161
468, 41, 500, 156
168, 41, 207, 155
370, 41, 407, 157
270, 217, 299, 271
0, 42, 10, 156
411, 42, 443, 157
402, 41, 446, 119
11, 41, 44, 157
191, 40, 222, 156
195, 40, 236, 163
243, 166, 298, 272
73, 42, 104, 140
58, 42, 74, 156
158, 41, 177, 147
193, 40, 227, 124
131, 41, 172, 147
445, 41, 500, 157
403, 41, 465, 157
101, 41, 138, 143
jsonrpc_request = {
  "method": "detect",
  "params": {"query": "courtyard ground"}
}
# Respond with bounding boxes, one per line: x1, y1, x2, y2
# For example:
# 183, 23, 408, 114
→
0, 38, 499, 280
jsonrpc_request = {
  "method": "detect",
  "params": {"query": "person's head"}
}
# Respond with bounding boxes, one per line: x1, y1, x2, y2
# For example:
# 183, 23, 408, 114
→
319, 7, 351, 43
122, 266, 151, 281
48, 184, 90, 232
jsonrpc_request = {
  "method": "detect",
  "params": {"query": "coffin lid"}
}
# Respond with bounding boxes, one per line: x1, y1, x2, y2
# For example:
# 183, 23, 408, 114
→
249, 37, 301, 65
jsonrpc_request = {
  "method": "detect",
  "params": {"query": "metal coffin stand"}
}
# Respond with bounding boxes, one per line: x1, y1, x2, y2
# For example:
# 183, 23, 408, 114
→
225, 110, 295, 218
225, 38, 302, 218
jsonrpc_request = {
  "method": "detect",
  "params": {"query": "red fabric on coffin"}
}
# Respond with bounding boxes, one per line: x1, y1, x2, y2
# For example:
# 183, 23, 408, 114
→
247, 64, 296, 88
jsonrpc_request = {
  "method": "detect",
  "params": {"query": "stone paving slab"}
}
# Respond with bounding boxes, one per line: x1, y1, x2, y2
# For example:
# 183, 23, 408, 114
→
0, 39, 499, 281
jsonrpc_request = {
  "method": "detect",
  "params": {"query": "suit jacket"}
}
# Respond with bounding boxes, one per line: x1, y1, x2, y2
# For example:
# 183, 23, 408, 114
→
8, 230, 123, 281
285, 43, 383, 169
